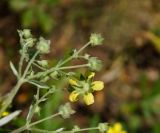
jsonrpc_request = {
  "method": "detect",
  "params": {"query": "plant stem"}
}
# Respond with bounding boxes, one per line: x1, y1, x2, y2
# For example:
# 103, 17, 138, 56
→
33, 62, 47, 71
12, 113, 60, 133
28, 42, 91, 80
22, 51, 39, 79
58, 42, 90, 67
18, 53, 25, 77
27, 90, 43, 125
77, 42, 90, 55
0, 79, 24, 117
26, 88, 52, 125
28, 126, 99, 133
0, 51, 39, 116
75, 127, 99, 132
18, 41, 33, 77
58, 56, 73, 67
59, 64, 89, 70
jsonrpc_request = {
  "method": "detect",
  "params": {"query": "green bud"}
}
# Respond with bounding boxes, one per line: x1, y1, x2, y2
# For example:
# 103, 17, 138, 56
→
25, 38, 35, 47
34, 106, 41, 114
58, 103, 75, 119
36, 37, 50, 54
90, 33, 104, 46
98, 123, 108, 133
40, 76, 49, 82
18, 29, 34, 47
37, 60, 48, 67
50, 71, 58, 79
23, 29, 32, 39
88, 57, 102, 71
84, 54, 90, 59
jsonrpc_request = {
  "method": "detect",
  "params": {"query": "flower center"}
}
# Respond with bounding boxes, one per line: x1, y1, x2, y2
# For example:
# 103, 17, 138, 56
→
82, 82, 90, 93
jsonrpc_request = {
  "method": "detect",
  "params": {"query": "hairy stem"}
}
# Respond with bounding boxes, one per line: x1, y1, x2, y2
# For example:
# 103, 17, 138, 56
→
59, 64, 89, 70
22, 51, 39, 79
0, 51, 39, 116
28, 42, 91, 80
0, 79, 24, 117
12, 113, 60, 133
18, 53, 25, 77
26, 88, 52, 125
28, 126, 99, 133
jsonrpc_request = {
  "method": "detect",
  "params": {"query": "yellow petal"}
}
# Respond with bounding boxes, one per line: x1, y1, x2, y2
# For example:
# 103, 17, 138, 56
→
2, 111, 9, 117
83, 93, 94, 105
88, 72, 95, 79
69, 79, 78, 86
92, 81, 104, 91
113, 122, 122, 132
107, 127, 113, 133
106, 123, 127, 133
69, 91, 79, 102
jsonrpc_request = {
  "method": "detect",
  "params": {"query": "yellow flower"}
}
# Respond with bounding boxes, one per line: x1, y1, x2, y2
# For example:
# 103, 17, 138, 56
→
92, 81, 104, 91
107, 123, 127, 133
68, 72, 105, 105
83, 93, 94, 105
2, 111, 9, 117
69, 91, 79, 102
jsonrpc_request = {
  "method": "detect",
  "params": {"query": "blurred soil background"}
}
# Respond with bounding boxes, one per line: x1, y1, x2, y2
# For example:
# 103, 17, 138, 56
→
0, 0, 160, 133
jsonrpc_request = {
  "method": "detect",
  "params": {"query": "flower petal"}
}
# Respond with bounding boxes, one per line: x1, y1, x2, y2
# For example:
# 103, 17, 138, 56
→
92, 81, 104, 91
83, 93, 94, 105
2, 111, 9, 117
107, 127, 113, 133
113, 122, 122, 132
107, 122, 127, 133
69, 79, 78, 86
88, 72, 95, 79
69, 91, 79, 102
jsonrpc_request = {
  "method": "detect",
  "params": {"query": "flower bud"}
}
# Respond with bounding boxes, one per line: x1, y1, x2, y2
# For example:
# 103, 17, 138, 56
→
23, 29, 32, 39
50, 71, 58, 79
34, 106, 41, 114
37, 60, 48, 67
58, 103, 75, 119
84, 54, 90, 59
36, 37, 50, 54
90, 33, 104, 46
25, 38, 35, 47
88, 57, 102, 71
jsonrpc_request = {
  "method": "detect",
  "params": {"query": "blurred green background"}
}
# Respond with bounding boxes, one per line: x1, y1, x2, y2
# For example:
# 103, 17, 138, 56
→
0, 0, 160, 133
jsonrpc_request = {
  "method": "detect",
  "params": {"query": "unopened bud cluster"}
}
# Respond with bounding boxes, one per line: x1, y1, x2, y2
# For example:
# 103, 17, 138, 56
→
58, 103, 75, 119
